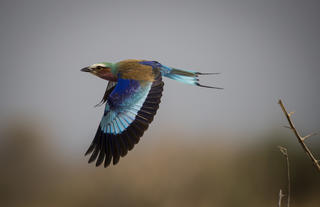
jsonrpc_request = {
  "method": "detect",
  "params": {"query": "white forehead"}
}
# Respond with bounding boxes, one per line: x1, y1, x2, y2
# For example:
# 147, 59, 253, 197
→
89, 63, 105, 69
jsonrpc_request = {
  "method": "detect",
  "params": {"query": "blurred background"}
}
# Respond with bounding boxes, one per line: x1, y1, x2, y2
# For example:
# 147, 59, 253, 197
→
0, 0, 319, 206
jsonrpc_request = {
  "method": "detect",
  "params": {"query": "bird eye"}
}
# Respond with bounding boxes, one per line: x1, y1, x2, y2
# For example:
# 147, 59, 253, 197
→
96, 66, 102, 70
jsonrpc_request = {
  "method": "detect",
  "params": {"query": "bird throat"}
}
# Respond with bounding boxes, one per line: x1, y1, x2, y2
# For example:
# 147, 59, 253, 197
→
98, 70, 117, 81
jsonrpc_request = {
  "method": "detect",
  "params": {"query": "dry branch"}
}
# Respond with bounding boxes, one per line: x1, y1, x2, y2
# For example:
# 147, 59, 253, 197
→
278, 99, 320, 172
278, 146, 291, 207
278, 189, 285, 207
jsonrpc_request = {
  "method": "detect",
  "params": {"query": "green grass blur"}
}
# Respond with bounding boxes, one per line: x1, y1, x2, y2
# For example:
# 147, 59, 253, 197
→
0, 119, 319, 207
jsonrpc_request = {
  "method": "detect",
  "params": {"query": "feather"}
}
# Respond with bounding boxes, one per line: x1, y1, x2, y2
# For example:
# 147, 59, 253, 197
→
95, 82, 117, 107
85, 144, 95, 156
118, 135, 128, 157
96, 135, 106, 166
104, 135, 112, 167
123, 132, 134, 151
88, 145, 99, 163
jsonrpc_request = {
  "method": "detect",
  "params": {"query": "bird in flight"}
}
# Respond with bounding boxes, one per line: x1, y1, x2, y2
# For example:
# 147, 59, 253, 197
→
81, 59, 221, 167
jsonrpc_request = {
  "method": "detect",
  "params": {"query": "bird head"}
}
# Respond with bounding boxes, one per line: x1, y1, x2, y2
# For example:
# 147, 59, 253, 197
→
81, 62, 117, 81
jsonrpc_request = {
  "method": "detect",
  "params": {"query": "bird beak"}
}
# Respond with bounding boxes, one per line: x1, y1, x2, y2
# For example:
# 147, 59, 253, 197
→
81, 67, 91, 72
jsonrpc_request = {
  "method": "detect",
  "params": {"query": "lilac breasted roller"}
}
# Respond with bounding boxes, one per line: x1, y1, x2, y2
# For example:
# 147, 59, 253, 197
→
81, 59, 222, 167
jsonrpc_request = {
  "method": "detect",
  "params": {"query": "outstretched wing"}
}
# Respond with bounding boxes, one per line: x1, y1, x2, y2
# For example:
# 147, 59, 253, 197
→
85, 74, 164, 167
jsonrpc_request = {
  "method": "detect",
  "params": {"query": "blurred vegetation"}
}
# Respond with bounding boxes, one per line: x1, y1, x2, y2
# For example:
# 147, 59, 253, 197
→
0, 119, 319, 207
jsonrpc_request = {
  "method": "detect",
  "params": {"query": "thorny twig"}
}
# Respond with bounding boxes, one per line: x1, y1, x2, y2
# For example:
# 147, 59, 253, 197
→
278, 99, 320, 172
278, 146, 291, 207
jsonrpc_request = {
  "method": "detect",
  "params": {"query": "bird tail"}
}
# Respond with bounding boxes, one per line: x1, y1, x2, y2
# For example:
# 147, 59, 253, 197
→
160, 65, 223, 89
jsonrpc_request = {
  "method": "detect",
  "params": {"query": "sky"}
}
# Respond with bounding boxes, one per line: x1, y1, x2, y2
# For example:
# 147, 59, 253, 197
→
0, 0, 319, 153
